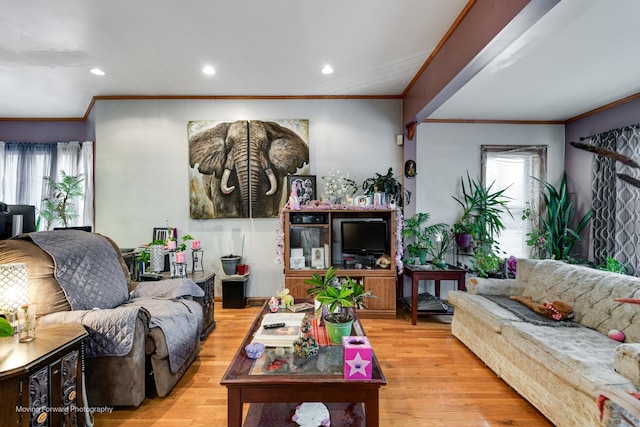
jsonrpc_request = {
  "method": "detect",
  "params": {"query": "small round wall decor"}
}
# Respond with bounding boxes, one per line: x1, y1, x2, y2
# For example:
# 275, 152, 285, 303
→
404, 160, 416, 178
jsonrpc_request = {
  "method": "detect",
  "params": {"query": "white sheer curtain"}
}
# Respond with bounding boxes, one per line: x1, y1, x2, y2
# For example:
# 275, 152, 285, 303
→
482, 145, 547, 258
0, 141, 94, 230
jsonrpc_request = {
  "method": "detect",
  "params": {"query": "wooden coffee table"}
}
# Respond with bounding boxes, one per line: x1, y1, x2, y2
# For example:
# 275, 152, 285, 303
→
220, 302, 386, 426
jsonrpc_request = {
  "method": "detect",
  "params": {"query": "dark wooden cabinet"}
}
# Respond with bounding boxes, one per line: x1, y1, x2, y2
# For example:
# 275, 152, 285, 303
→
191, 271, 216, 339
0, 323, 88, 427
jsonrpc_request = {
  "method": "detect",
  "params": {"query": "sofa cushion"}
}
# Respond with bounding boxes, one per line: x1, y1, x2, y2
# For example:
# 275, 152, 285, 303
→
522, 260, 640, 342
0, 238, 71, 317
448, 291, 520, 333
502, 322, 635, 396
615, 343, 640, 389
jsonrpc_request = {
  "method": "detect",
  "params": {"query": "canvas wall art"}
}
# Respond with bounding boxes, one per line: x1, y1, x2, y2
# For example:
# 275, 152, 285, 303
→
188, 119, 309, 218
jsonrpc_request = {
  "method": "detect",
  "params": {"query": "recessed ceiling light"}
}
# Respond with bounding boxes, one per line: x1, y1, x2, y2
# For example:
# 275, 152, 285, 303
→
321, 65, 334, 75
202, 66, 216, 75
89, 68, 105, 76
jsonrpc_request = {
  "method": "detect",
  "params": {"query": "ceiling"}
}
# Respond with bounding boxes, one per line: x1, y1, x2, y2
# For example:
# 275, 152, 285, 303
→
1, 0, 639, 121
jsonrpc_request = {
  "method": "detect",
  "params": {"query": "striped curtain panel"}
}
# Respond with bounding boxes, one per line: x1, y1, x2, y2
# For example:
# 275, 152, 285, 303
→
591, 124, 640, 276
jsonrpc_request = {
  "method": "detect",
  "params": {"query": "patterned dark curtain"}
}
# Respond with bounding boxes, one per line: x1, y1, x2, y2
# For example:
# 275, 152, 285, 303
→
591, 124, 640, 276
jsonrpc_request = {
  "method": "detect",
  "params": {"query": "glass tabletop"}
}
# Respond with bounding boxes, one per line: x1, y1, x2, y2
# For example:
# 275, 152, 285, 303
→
249, 345, 344, 376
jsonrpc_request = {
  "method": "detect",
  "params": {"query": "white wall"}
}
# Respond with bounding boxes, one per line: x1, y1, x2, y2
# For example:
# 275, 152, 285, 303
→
93, 98, 402, 298
408, 122, 565, 298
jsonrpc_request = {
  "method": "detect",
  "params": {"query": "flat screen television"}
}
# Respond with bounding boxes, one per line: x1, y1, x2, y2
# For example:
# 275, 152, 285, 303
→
340, 220, 388, 256
0, 204, 37, 239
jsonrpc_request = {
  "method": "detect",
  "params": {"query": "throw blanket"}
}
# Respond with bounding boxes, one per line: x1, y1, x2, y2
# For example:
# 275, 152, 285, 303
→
30, 231, 203, 373
129, 279, 204, 373
482, 295, 581, 327
126, 297, 202, 373
28, 231, 129, 310
39, 306, 147, 358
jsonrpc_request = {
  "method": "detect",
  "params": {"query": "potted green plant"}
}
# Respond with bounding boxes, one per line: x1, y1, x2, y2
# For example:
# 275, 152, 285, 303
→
452, 172, 512, 246
314, 276, 374, 344
469, 242, 503, 278
361, 167, 411, 207
452, 221, 474, 249
401, 212, 448, 265
41, 171, 85, 230
430, 229, 452, 269
533, 173, 593, 261
305, 266, 339, 299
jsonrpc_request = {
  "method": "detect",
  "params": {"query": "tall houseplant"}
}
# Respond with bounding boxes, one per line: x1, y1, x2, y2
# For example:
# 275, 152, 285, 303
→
533, 173, 593, 260
41, 171, 85, 230
452, 172, 512, 276
361, 167, 411, 207
452, 172, 512, 246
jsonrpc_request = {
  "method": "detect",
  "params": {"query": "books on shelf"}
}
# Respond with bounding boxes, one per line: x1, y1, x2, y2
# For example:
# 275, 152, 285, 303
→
252, 312, 306, 347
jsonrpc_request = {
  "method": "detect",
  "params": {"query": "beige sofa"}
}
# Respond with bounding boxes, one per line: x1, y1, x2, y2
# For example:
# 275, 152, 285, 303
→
448, 258, 640, 427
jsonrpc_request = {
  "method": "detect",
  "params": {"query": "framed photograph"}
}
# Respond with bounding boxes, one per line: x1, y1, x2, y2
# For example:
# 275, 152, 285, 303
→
354, 195, 369, 206
153, 227, 175, 243
404, 160, 416, 178
287, 175, 316, 206
311, 247, 325, 268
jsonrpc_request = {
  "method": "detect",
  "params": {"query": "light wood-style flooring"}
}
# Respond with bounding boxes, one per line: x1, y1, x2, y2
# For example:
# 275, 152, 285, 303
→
93, 302, 553, 426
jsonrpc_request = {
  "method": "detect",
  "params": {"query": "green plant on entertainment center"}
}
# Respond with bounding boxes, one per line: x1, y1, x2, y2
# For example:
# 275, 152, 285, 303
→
361, 167, 411, 207
304, 266, 375, 344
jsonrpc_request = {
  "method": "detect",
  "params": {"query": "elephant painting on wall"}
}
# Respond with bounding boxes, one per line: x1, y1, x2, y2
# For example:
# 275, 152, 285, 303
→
188, 119, 309, 218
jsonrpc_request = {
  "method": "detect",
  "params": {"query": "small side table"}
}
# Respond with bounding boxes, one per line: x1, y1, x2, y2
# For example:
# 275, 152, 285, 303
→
402, 264, 467, 325
222, 273, 250, 309
191, 271, 216, 339
0, 323, 88, 426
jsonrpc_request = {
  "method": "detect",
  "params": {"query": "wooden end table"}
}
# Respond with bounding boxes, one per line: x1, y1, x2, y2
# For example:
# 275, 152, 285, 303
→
402, 264, 467, 325
0, 323, 88, 426
220, 302, 386, 426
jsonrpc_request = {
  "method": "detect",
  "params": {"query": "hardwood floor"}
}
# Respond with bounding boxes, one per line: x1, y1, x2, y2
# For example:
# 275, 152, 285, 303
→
93, 302, 552, 426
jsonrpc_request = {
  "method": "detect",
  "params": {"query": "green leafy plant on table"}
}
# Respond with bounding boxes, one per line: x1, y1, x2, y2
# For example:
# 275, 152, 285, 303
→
401, 212, 449, 265
305, 267, 375, 343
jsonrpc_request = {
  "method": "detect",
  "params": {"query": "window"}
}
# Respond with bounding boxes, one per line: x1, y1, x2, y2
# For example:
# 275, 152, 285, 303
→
482, 146, 546, 258
0, 141, 94, 230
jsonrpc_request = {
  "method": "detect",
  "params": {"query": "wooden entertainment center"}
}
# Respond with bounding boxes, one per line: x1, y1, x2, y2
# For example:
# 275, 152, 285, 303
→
282, 207, 398, 318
